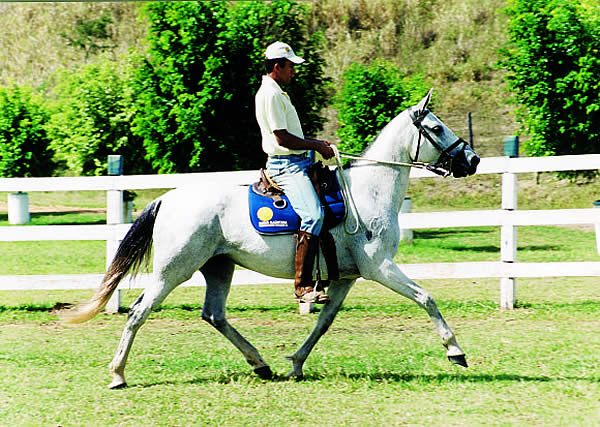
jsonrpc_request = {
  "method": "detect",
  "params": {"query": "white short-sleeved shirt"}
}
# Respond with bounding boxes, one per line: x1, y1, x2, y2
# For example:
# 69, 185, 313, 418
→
255, 75, 306, 156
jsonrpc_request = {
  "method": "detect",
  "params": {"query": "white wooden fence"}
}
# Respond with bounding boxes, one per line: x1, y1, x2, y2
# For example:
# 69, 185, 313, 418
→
1, 154, 599, 310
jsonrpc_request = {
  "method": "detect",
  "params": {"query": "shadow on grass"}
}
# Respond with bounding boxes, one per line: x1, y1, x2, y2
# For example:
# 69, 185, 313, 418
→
300, 371, 600, 384
443, 245, 499, 253
446, 244, 561, 253
2, 300, 599, 314
132, 370, 600, 389
0, 303, 73, 312
416, 229, 495, 238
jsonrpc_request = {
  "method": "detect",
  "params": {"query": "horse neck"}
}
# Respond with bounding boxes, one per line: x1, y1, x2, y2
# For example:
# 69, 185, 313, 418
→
345, 114, 414, 217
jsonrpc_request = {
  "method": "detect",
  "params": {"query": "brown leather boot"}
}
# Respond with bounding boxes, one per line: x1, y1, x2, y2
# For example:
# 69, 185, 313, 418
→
294, 231, 329, 304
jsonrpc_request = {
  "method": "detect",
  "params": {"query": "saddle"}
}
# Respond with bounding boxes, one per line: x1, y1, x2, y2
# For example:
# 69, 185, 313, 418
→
248, 162, 345, 280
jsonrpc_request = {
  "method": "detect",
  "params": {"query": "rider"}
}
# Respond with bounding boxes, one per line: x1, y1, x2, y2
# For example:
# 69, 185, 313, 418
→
255, 41, 335, 304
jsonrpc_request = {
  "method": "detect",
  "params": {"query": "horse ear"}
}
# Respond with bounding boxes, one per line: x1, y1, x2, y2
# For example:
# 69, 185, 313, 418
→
416, 88, 434, 112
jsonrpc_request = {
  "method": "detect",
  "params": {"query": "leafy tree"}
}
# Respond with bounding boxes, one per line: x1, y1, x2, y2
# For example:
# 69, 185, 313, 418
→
131, 1, 228, 174
221, 1, 330, 169
335, 60, 428, 156
501, 0, 600, 162
132, 1, 330, 173
0, 85, 55, 177
46, 57, 150, 176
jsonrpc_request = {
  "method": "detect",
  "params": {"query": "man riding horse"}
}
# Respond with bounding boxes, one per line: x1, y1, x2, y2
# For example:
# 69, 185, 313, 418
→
255, 41, 335, 304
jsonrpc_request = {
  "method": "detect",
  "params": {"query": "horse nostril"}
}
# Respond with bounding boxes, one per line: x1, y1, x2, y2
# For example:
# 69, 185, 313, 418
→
470, 156, 480, 174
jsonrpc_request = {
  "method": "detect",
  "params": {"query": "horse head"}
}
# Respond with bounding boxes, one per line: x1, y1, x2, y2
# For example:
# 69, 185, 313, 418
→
408, 89, 480, 178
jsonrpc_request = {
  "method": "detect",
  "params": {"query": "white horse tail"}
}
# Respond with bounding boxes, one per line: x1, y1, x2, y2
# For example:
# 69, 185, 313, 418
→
61, 199, 162, 324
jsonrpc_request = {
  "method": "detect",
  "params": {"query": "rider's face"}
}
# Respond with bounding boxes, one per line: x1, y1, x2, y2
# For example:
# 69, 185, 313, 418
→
273, 60, 296, 85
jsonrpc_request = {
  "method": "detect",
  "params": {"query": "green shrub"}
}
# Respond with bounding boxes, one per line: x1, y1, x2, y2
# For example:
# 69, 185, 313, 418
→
0, 85, 55, 177
132, 1, 330, 173
335, 60, 427, 156
501, 0, 600, 163
45, 57, 150, 176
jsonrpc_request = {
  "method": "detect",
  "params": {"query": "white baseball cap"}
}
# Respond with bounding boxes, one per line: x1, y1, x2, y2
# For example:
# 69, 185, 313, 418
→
265, 41, 305, 64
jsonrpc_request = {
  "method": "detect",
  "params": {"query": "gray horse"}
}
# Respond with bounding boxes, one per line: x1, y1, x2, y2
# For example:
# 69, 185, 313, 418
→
62, 90, 480, 388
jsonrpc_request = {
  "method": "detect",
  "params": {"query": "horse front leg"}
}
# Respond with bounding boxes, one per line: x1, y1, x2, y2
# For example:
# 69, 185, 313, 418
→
287, 279, 355, 380
366, 258, 467, 367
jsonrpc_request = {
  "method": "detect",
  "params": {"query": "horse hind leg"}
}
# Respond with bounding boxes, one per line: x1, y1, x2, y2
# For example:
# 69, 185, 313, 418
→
200, 256, 273, 380
108, 279, 176, 389
287, 279, 355, 380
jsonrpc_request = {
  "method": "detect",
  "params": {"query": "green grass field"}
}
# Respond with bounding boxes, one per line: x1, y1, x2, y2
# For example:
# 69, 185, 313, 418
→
0, 224, 595, 275
1, 280, 599, 425
1, 176, 599, 425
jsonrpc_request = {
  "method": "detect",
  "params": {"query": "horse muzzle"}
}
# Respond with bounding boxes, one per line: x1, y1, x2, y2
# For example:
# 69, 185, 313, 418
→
449, 142, 480, 178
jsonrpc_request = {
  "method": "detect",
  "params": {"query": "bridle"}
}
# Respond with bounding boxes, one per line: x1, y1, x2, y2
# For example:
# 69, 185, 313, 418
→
333, 107, 469, 239
334, 105, 471, 238
408, 107, 468, 177
337, 108, 468, 177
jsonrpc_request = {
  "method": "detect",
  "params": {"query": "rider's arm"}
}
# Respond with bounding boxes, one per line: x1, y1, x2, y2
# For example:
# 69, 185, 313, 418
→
273, 129, 335, 159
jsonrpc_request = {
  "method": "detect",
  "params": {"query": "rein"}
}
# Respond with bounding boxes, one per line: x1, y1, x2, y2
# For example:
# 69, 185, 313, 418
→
336, 150, 451, 177
335, 109, 466, 178
332, 108, 465, 238
332, 146, 372, 239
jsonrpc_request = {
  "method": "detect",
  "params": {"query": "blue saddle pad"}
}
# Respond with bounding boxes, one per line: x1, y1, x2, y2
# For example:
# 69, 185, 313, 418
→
248, 170, 346, 235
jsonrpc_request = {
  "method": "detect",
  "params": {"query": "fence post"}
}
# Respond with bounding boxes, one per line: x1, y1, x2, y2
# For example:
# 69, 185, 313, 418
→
467, 112, 474, 149
106, 155, 124, 314
594, 200, 600, 256
298, 300, 314, 315
399, 197, 413, 244
500, 137, 519, 310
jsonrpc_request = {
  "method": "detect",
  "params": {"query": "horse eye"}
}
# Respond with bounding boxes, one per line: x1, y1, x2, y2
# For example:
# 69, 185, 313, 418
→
432, 125, 444, 135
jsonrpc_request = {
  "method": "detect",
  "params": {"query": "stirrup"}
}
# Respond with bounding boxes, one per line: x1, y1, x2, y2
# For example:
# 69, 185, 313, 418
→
294, 287, 329, 304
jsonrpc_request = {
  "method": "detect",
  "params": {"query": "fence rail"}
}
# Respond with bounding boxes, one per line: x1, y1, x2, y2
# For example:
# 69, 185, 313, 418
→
1, 154, 599, 310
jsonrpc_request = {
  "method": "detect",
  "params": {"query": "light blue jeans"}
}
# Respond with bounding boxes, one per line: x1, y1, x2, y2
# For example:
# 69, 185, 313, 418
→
266, 153, 324, 236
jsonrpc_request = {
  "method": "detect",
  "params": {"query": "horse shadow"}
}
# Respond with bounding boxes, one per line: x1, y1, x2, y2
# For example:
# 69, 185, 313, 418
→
132, 370, 593, 389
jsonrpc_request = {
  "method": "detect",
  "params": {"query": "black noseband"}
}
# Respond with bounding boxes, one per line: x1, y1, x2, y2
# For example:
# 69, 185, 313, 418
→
409, 108, 468, 177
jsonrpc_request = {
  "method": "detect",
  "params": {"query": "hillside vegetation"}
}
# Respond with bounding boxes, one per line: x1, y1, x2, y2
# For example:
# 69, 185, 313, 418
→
0, 3, 145, 87
314, 0, 513, 156
1, 0, 513, 159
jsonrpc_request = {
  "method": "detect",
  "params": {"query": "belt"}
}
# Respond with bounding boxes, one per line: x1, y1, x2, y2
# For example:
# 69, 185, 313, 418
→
269, 152, 309, 159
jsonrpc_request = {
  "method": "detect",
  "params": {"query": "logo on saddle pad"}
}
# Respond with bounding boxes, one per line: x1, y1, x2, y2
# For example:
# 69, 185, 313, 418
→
256, 206, 274, 222
255, 204, 295, 231
249, 189, 301, 234
248, 166, 346, 235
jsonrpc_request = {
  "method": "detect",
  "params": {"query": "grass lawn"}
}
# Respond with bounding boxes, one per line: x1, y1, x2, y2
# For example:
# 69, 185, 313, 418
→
0, 224, 595, 275
0, 176, 599, 425
1, 280, 599, 425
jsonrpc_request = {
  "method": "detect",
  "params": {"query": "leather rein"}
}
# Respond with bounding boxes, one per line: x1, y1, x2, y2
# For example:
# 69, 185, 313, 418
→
338, 108, 467, 177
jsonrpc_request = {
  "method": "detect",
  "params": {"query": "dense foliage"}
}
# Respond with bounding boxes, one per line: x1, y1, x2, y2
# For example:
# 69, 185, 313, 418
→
5, 0, 600, 176
132, 1, 329, 173
501, 0, 600, 159
335, 60, 428, 156
0, 85, 54, 177
46, 58, 150, 175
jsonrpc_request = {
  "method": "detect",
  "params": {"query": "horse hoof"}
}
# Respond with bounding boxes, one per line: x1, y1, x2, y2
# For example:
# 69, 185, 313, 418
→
108, 380, 128, 389
285, 370, 304, 382
448, 354, 468, 368
254, 366, 273, 380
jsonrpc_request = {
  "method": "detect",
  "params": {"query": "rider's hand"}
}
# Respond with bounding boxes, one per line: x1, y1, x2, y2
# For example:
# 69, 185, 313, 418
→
317, 140, 335, 160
